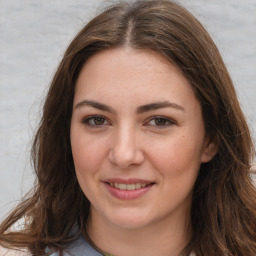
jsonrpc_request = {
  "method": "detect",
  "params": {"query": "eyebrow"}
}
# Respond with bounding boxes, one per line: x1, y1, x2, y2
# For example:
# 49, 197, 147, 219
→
74, 100, 116, 113
74, 100, 185, 113
137, 101, 185, 113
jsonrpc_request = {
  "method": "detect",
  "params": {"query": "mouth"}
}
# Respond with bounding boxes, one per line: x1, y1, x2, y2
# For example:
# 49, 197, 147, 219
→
103, 179, 155, 200
106, 182, 154, 191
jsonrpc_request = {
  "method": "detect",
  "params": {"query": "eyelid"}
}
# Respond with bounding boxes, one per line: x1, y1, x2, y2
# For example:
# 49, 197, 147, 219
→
145, 115, 176, 128
82, 115, 111, 127
81, 115, 176, 128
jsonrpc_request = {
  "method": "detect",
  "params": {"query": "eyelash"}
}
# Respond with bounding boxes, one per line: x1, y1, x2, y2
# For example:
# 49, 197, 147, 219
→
82, 115, 110, 127
146, 116, 176, 128
82, 115, 176, 128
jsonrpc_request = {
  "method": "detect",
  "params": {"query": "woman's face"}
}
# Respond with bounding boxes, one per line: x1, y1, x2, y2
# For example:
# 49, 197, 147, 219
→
70, 48, 215, 230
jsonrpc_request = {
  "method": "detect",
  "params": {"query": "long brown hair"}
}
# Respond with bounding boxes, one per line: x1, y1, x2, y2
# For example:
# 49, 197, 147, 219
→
1, 1, 255, 255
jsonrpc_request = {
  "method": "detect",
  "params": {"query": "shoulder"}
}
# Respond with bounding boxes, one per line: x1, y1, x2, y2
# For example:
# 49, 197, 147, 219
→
0, 246, 31, 256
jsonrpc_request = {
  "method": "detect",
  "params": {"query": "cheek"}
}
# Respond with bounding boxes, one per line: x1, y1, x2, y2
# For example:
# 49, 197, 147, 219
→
70, 133, 105, 198
72, 142, 102, 175
70, 128, 104, 179
148, 133, 203, 178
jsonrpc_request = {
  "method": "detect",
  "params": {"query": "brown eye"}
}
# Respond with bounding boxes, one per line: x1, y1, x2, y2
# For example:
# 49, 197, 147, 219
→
154, 118, 167, 126
93, 117, 105, 125
147, 116, 175, 128
82, 115, 109, 127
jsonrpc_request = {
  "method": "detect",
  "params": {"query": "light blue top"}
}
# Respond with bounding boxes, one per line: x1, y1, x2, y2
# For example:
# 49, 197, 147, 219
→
48, 235, 102, 256
47, 233, 196, 256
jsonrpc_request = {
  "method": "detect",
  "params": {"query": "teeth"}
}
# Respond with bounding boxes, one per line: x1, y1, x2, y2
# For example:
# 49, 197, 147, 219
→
119, 183, 127, 190
127, 184, 135, 190
135, 183, 142, 189
110, 183, 149, 190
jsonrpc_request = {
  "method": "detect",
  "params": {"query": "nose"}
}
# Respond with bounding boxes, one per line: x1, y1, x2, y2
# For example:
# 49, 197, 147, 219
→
108, 125, 144, 168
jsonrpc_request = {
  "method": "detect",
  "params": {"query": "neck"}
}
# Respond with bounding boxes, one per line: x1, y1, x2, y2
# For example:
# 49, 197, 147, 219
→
86, 207, 191, 256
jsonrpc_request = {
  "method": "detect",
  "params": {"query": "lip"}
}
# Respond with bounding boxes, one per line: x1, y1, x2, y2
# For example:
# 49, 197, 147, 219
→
104, 178, 154, 184
103, 178, 155, 200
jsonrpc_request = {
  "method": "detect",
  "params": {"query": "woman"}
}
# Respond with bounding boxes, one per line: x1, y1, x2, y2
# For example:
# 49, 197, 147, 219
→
0, 0, 256, 255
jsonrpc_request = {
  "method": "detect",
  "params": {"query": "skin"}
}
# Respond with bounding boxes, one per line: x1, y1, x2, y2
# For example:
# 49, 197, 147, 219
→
70, 48, 216, 256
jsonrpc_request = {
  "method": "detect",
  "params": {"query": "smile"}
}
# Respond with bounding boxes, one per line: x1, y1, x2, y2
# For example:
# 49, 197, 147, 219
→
108, 183, 149, 190
104, 180, 155, 200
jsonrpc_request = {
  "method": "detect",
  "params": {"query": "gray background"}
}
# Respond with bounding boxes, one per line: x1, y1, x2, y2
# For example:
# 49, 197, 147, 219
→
0, 0, 256, 221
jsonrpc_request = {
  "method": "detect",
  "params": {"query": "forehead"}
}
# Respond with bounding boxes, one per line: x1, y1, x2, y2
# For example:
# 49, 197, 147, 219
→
74, 47, 199, 112
80, 47, 179, 77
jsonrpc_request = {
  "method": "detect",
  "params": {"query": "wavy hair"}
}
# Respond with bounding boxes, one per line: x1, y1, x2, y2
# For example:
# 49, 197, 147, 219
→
1, 0, 256, 255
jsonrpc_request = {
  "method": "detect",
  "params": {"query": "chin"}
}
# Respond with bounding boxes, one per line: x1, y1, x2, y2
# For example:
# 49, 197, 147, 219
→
112, 218, 149, 230
106, 210, 153, 230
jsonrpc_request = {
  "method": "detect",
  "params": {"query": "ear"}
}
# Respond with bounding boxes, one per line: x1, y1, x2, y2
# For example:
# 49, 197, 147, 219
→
200, 139, 218, 163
